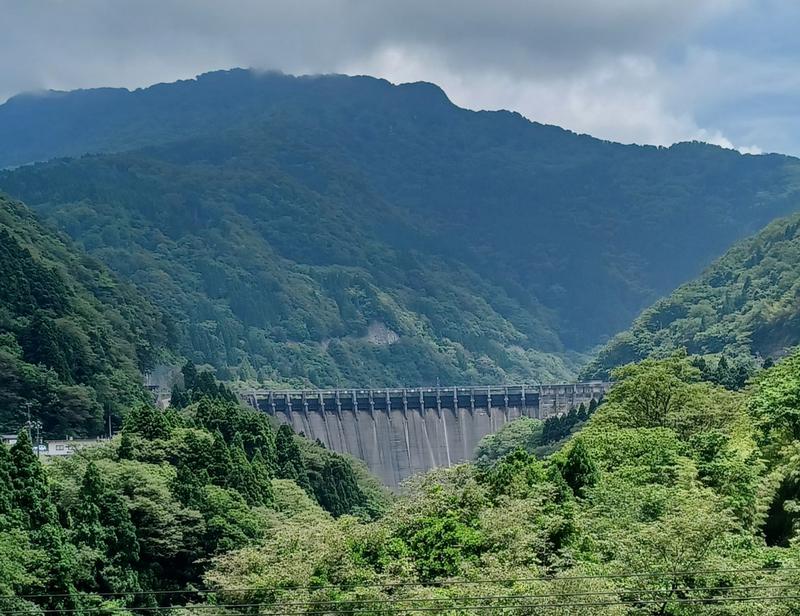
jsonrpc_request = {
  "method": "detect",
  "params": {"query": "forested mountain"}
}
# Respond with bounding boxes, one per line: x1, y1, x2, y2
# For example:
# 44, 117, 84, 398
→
0, 193, 173, 436
583, 211, 800, 379
2, 69, 800, 387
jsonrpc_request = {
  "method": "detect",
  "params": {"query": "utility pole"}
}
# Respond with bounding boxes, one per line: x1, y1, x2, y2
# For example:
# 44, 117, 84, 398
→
33, 420, 42, 458
25, 401, 32, 442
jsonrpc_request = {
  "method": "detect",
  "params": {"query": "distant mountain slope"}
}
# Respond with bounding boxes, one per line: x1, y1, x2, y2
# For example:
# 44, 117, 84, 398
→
582, 212, 800, 379
0, 194, 172, 436
0, 137, 573, 387
2, 69, 800, 385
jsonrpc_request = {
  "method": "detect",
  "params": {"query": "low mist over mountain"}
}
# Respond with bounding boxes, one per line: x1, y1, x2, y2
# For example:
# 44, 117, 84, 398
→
2, 69, 800, 386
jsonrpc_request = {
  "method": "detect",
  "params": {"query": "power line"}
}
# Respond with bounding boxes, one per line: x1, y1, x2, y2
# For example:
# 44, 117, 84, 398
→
5, 584, 799, 615
8, 592, 800, 616
6, 565, 799, 600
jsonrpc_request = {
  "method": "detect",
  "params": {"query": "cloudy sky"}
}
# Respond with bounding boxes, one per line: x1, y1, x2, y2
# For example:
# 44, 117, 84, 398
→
2, 0, 799, 155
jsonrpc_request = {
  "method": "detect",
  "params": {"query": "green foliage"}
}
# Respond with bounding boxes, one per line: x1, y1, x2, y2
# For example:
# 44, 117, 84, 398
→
5, 70, 800, 387
475, 417, 543, 465
0, 195, 173, 437
557, 438, 598, 497
750, 350, 800, 445
585, 212, 800, 379
199, 354, 800, 614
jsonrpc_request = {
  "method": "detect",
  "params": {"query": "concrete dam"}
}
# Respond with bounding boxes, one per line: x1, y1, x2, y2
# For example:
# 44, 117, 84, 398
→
244, 383, 609, 487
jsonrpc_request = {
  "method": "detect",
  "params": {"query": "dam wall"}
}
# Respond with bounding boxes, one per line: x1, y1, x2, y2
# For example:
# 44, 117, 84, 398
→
243, 383, 609, 487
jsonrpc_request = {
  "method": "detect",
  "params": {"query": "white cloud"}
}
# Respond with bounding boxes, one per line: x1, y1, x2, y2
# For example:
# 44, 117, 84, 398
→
0, 0, 796, 155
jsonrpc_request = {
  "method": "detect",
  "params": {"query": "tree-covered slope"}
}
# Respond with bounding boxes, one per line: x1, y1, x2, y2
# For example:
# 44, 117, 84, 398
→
2, 69, 800, 386
583, 212, 800, 379
196, 353, 800, 613
0, 136, 574, 387
0, 194, 173, 436
0, 364, 388, 614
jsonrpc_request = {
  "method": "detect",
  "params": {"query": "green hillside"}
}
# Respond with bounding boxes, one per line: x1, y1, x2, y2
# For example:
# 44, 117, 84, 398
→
3, 69, 800, 386
0, 194, 173, 436
583, 212, 800, 379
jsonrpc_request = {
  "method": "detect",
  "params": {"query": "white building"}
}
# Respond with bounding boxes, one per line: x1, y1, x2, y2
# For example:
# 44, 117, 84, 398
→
43, 437, 110, 457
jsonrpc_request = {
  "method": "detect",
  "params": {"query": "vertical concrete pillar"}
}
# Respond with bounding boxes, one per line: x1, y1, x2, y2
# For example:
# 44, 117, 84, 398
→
538, 385, 544, 420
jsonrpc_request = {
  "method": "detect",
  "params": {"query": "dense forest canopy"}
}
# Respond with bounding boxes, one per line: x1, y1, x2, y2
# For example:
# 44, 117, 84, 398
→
0, 194, 173, 436
5, 350, 800, 613
2, 69, 800, 387
0, 364, 388, 615
584, 211, 800, 380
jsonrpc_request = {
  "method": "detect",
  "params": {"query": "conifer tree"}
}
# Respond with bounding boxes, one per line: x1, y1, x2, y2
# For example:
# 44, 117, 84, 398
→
250, 449, 274, 506
560, 438, 598, 498
0, 441, 14, 518
208, 430, 233, 486
275, 424, 310, 490
123, 404, 172, 440
227, 434, 261, 505
9, 430, 57, 529
73, 462, 104, 550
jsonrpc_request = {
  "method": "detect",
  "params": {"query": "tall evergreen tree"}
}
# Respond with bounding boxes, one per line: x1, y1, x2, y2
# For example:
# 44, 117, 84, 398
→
0, 441, 14, 519
123, 404, 172, 440
560, 438, 598, 498
9, 430, 57, 529
227, 434, 262, 506
208, 430, 233, 486
73, 462, 104, 550
250, 449, 274, 506
275, 424, 310, 491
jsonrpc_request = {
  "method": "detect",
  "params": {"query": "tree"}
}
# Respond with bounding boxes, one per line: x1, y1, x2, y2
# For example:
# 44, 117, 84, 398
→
750, 350, 800, 446
9, 430, 57, 529
475, 418, 543, 465
0, 441, 14, 518
208, 430, 233, 486
123, 404, 172, 440
559, 438, 598, 498
227, 434, 262, 506
608, 355, 700, 429
275, 425, 308, 487
73, 462, 105, 550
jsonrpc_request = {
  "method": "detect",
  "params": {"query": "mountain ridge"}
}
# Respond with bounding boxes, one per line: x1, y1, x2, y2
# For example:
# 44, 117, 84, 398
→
2, 68, 800, 387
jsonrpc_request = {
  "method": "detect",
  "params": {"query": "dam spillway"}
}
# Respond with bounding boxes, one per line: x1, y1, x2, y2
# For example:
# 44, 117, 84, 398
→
243, 383, 610, 487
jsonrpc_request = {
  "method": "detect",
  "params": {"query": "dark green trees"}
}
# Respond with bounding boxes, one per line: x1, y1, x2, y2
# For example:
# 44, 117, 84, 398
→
558, 438, 598, 497
73, 462, 141, 593
0, 196, 171, 437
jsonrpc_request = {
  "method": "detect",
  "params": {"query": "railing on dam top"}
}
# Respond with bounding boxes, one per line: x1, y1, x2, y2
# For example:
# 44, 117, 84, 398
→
243, 382, 610, 416
243, 382, 611, 486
